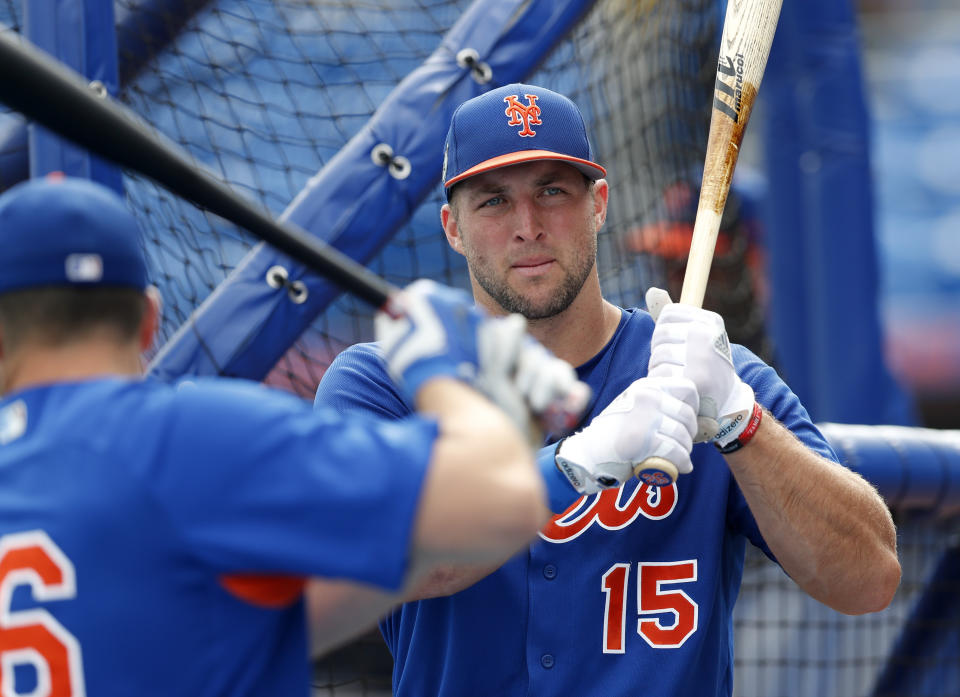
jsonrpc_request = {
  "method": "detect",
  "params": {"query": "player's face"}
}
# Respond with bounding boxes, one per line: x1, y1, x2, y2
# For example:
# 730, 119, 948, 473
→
442, 161, 608, 319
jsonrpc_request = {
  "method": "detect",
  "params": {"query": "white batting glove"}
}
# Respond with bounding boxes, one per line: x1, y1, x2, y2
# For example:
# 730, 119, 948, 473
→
375, 279, 484, 400
377, 280, 589, 433
554, 376, 698, 495
475, 312, 590, 436
645, 287, 756, 449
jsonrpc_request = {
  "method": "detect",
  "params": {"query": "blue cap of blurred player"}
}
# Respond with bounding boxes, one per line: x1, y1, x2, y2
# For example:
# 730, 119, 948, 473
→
0, 175, 148, 294
442, 83, 606, 200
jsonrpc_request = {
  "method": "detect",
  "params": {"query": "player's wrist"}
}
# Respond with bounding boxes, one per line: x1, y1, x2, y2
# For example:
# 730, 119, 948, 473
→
402, 358, 475, 400
710, 381, 755, 444
714, 401, 763, 454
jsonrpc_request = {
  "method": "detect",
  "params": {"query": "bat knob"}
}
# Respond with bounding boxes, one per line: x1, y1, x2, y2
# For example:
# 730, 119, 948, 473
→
633, 456, 678, 488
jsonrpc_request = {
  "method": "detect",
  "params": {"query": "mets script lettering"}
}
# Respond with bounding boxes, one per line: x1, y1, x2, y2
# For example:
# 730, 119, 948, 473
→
503, 94, 542, 137
539, 481, 677, 543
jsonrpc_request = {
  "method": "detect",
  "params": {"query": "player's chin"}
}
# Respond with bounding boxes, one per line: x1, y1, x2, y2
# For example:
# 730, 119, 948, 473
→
511, 290, 570, 320
508, 265, 560, 287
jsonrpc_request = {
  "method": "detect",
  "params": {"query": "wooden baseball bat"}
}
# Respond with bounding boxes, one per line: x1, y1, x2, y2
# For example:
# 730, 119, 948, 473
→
634, 0, 783, 488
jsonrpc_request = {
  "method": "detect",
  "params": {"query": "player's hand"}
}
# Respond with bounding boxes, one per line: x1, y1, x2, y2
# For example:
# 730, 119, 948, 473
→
375, 279, 484, 400
475, 310, 589, 437
376, 280, 589, 434
554, 376, 698, 494
645, 287, 755, 448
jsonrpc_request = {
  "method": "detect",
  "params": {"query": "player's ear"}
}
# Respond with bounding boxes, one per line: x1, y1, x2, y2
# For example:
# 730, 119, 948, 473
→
593, 178, 609, 229
140, 285, 163, 353
440, 203, 465, 256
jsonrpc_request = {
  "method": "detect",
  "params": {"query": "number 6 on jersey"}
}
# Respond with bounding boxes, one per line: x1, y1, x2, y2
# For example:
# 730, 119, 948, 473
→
0, 531, 86, 697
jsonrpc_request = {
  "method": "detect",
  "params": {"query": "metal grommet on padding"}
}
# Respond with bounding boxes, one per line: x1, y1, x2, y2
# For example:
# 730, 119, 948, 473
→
371, 142, 394, 166
456, 48, 492, 84
389, 155, 411, 180
266, 265, 307, 304
472, 61, 492, 84
372, 143, 412, 180
266, 265, 288, 288
288, 280, 308, 304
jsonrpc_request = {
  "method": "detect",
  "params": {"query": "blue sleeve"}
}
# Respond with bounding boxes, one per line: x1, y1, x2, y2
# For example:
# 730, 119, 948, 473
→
144, 377, 436, 591
726, 345, 840, 558
315, 342, 413, 420
537, 442, 583, 514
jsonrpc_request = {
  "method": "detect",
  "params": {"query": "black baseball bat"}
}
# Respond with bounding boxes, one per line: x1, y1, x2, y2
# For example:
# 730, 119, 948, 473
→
0, 27, 397, 310
0, 26, 594, 434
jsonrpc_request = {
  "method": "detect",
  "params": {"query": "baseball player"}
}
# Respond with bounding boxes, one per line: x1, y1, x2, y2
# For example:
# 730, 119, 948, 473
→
313, 84, 901, 696
0, 176, 622, 696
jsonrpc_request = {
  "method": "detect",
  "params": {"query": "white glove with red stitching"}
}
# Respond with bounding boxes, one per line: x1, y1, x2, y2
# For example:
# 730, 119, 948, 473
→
376, 279, 484, 399
376, 280, 589, 436
473, 312, 590, 437
645, 287, 755, 449
475, 315, 590, 437
554, 376, 699, 494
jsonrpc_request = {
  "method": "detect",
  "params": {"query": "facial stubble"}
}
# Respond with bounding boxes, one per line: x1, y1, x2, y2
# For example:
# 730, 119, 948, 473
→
458, 205, 598, 320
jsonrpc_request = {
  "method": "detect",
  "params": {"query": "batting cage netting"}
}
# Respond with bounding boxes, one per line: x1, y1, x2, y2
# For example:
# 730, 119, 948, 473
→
0, 0, 958, 695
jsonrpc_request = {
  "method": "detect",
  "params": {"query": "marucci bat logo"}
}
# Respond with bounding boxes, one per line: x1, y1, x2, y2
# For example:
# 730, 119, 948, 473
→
714, 54, 745, 123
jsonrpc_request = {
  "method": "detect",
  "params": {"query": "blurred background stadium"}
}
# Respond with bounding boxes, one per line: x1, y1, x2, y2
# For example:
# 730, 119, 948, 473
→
1, 0, 958, 694
861, 0, 960, 427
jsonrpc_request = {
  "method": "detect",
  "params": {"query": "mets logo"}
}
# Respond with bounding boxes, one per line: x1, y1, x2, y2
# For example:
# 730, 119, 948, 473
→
539, 480, 677, 543
503, 94, 542, 137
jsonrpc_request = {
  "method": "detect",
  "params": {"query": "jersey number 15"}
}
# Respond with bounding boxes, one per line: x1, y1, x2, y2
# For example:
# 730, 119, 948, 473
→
601, 559, 698, 653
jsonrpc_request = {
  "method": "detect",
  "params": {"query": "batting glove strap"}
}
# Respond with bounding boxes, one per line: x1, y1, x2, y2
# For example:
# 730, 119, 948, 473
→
710, 380, 756, 447
554, 437, 634, 496
715, 401, 763, 454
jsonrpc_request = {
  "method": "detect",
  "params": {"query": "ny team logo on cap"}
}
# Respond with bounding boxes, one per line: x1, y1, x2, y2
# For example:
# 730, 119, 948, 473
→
503, 94, 542, 137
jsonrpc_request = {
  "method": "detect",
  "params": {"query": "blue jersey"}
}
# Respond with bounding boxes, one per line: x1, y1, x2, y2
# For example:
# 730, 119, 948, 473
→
0, 376, 437, 697
315, 307, 839, 697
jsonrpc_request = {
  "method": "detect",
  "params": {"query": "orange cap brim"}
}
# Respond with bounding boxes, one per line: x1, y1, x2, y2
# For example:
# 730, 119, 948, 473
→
444, 150, 606, 189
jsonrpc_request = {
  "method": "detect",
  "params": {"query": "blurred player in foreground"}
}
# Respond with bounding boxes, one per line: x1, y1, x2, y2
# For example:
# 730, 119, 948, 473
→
314, 84, 901, 696
0, 175, 611, 696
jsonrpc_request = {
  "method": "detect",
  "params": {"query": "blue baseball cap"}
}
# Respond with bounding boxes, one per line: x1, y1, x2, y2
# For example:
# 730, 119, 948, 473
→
0, 176, 148, 294
442, 83, 606, 199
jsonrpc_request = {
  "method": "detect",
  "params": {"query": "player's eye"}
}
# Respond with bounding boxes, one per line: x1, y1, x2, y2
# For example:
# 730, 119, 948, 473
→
480, 195, 504, 208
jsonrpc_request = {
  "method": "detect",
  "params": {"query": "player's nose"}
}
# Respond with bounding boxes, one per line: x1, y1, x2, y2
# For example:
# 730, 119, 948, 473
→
513, 198, 545, 242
